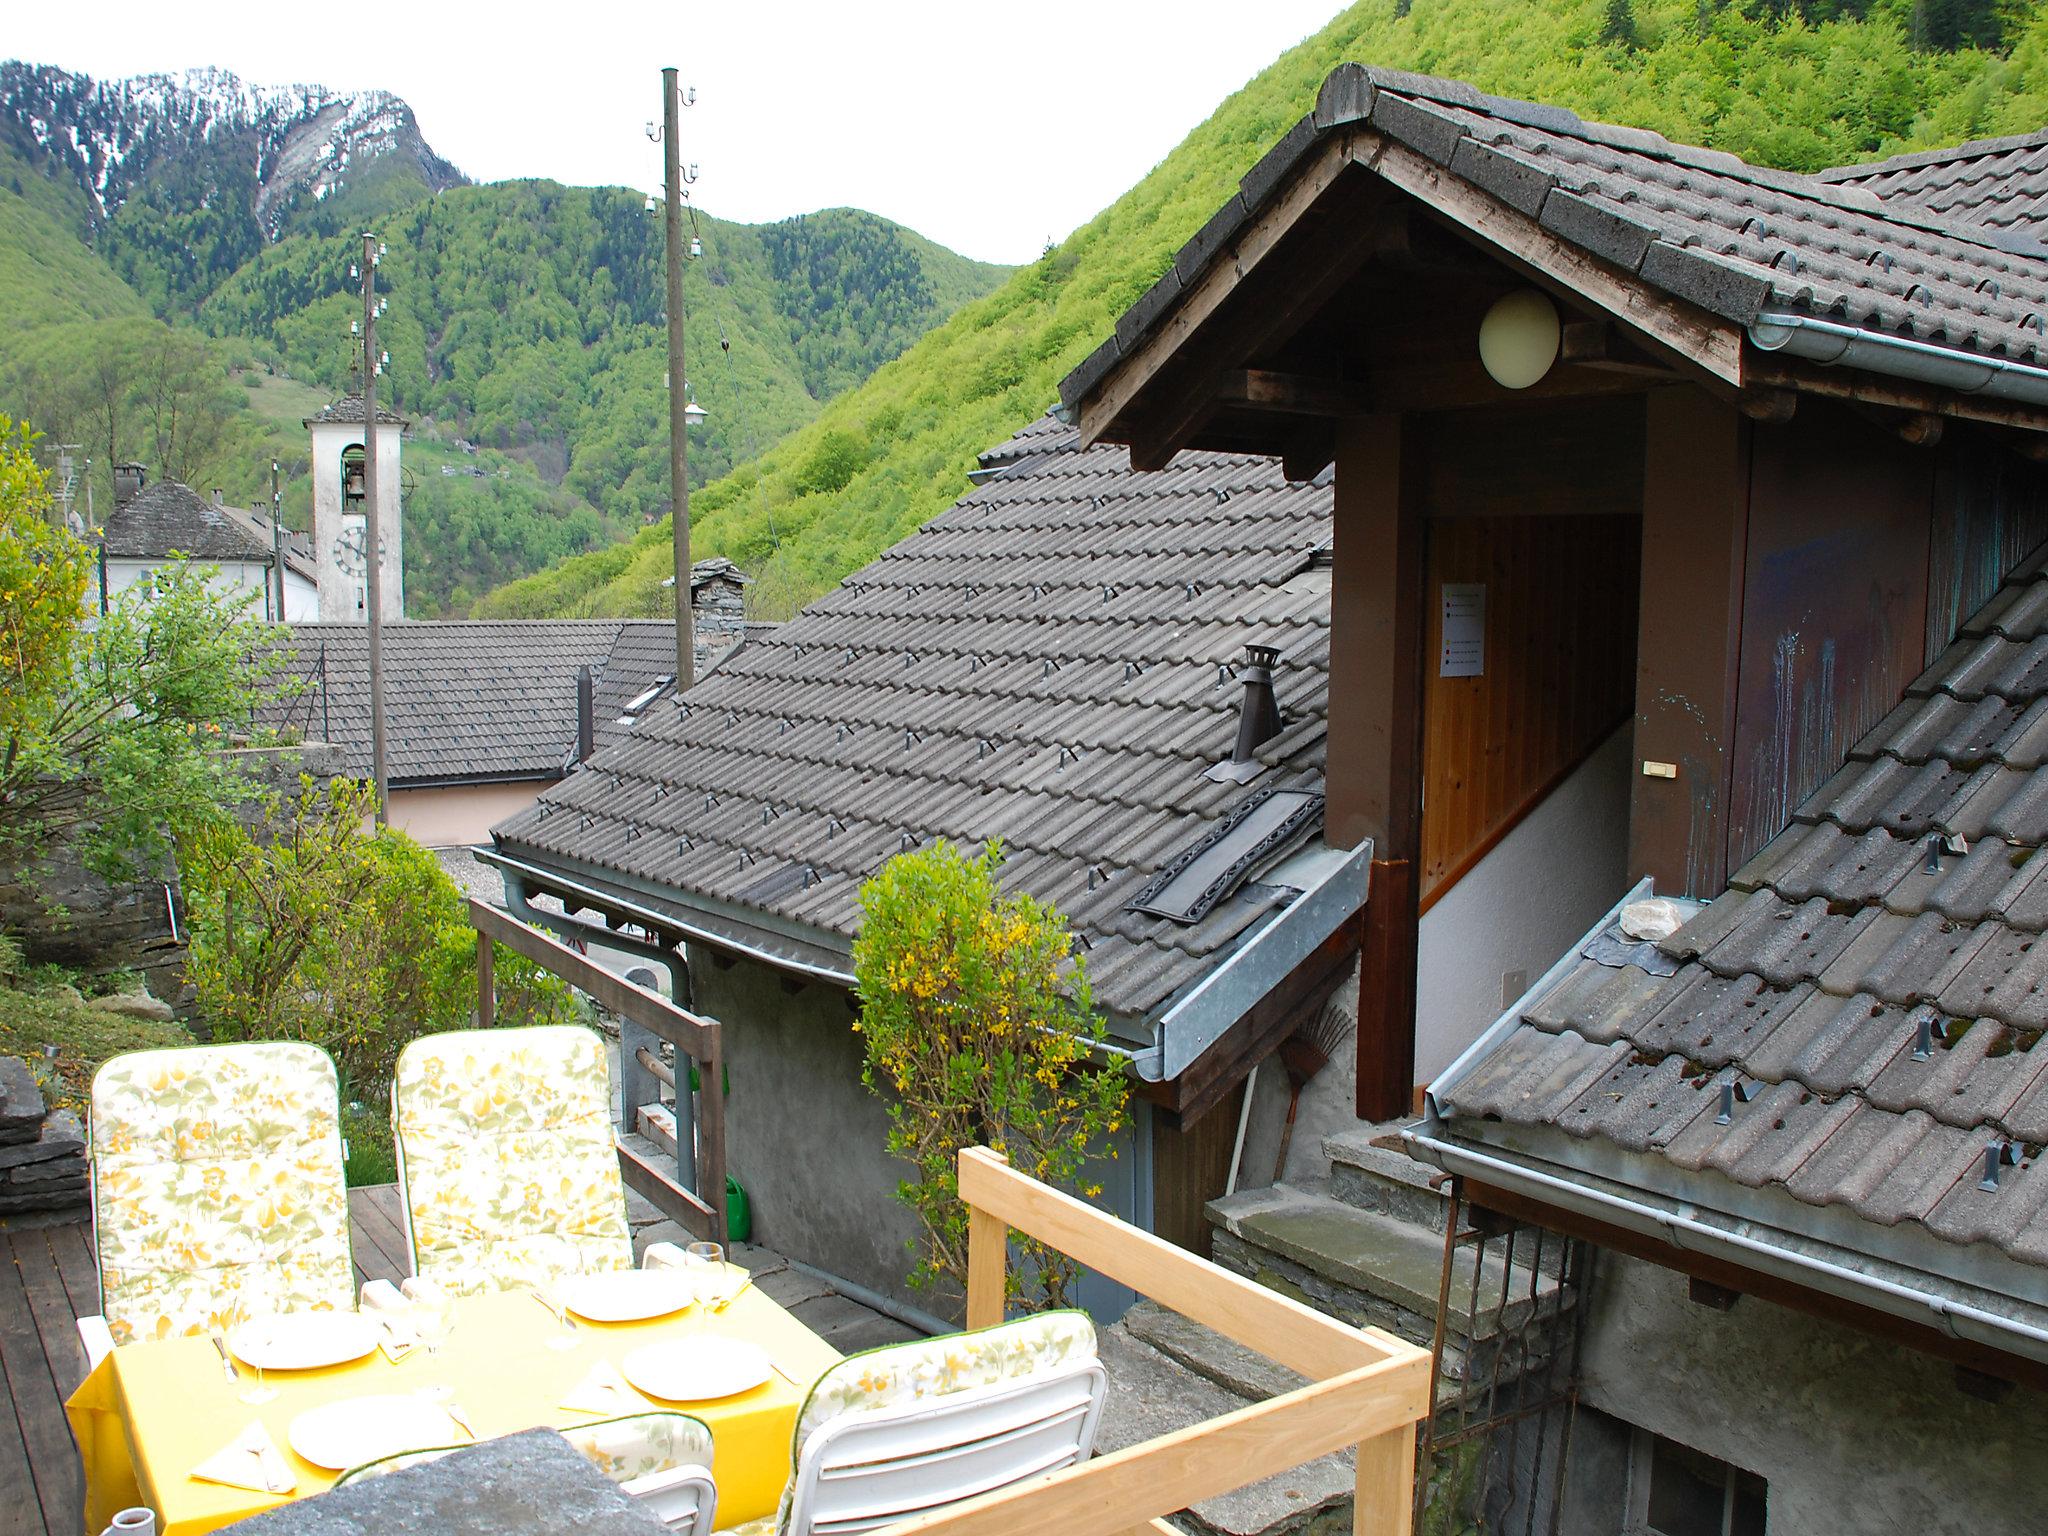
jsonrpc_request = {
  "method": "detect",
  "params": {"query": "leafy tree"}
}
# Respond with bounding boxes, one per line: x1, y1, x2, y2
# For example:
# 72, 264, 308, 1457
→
486, 0, 2048, 623
180, 774, 578, 1093
852, 840, 1128, 1310
0, 416, 278, 880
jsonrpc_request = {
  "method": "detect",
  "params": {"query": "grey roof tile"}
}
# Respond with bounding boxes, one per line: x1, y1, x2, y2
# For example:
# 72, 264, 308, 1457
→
492, 416, 1333, 1020
1442, 532, 2048, 1282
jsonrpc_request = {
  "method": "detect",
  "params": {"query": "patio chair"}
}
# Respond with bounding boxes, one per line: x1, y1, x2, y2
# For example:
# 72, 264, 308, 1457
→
335, 1412, 717, 1535
754, 1310, 1106, 1536
82, 1041, 356, 1363
391, 1024, 633, 1296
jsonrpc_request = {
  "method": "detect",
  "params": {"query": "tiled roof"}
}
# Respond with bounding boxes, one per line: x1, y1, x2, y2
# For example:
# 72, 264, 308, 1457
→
257, 621, 632, 785
305, 394, 407, 427
591, 621, 682, 753
1822, 131, 2048, 241
1062, 65, 2048, 412
1433, 542, 2048, 1284
491, 416, 1335, 1021
100, 480, 274, 564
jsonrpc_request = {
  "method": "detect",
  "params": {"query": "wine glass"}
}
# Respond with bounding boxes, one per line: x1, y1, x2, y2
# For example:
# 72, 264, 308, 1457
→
411, 1291, 455, 1402
686, 1242, 728, 1321
229, 1295, 279, 1406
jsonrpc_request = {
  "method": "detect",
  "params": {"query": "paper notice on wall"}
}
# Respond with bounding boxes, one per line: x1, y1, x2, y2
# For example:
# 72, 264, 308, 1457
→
1440, 583, 1485, 678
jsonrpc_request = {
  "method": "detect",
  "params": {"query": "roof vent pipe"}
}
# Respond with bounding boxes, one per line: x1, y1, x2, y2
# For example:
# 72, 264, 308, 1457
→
576, 665, 595, 762
1231, 644, 1284, 765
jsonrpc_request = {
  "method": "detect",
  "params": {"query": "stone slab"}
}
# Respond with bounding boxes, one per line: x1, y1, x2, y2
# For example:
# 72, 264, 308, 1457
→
0, 1110, 83, 1169
0, 1055, 44, 1144
1119, 1301, 1309, 1403
1095, 1324, 1356, 1536
1207, 1185, 1559, 1340
223, 1427, 669, 1536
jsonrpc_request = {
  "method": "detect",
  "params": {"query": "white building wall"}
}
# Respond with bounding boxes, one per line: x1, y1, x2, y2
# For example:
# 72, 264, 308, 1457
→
99, 558, 321, 625
1239, 724, 1635, 1185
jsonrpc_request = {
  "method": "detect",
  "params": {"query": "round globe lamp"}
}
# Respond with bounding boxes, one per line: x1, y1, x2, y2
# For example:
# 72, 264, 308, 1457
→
1478, 289, 1562, 390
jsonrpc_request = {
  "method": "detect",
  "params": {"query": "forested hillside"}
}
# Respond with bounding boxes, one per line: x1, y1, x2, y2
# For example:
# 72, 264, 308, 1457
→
480, 0, 2048, 621
0, 65, 1008, 615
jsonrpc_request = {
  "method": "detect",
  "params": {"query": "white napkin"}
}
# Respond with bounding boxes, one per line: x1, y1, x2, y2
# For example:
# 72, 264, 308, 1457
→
191, 1421, 296, 1495
560, 1358, 646, 1416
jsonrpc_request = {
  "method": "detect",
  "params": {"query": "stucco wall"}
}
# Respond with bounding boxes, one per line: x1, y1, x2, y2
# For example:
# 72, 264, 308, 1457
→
683, 948, 935, 1314
1240, 726, 1634, 1185
388, 780, 548, 849
1569, 1254, 2046, 1534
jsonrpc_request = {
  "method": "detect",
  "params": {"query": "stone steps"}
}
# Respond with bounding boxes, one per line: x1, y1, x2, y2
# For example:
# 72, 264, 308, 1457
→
1322, 1126, 1451, 1233
1205, 1183, 1567, 1381
1094, 1314, 1357, 1536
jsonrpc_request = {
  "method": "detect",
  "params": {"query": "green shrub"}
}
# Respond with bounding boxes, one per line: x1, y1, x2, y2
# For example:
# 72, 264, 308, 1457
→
852, 840, 1128, 1310
181, 775, 580, 1093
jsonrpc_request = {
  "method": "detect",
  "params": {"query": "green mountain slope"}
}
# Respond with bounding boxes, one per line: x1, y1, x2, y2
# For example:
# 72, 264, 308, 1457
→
200, 188, 1009, 521
0, 142, 147, 332
478, 0, 2048, 621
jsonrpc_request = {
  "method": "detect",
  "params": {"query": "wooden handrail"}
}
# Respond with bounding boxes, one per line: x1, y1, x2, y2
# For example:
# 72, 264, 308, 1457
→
468, 898, 726, 1242
906, 1146, 1429, 1536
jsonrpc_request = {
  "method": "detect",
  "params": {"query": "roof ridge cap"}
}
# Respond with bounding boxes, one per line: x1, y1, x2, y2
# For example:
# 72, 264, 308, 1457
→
1819, 127, 2048, 182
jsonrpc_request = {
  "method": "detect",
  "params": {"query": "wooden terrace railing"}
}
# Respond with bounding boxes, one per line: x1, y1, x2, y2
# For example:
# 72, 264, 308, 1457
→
469, 897, 727, 1243
887, 1146, 1432, 1536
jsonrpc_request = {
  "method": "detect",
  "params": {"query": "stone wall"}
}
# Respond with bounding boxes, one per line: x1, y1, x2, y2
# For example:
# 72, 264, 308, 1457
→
1561, 1253, 2047, 1534
0, 1056, 86, 1215
0, 742, 347, 1007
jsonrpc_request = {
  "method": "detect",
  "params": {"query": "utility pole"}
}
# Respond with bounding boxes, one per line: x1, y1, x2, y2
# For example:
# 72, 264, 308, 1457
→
269, 459, 284, 623
662, 66, 694, 693
360, 232, 390, 824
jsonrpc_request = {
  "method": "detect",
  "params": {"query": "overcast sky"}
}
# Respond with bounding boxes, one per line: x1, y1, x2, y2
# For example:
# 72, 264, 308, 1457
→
9, 1, 1348, 266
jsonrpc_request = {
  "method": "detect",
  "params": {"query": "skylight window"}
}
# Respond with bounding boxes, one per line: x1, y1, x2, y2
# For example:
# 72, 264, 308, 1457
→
1128, 787, 1323, 924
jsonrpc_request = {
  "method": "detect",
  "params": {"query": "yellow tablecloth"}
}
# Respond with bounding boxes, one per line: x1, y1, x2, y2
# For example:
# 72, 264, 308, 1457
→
66, 1280, 840, 1536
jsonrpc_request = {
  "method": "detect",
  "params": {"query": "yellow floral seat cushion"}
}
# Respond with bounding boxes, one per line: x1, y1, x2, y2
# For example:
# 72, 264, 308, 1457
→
560, 1411, 714, 1483
91, 1042, 355, 1346
770, 1311, 1099, 1534
393, 1025, 632, 1296
335, 1412, 713, 1490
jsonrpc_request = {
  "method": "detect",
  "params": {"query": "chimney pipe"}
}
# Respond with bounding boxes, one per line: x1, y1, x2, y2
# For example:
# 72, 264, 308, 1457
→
1230, 643, 1284, 764
576, 665, 595, 762
113, 463, 146, 507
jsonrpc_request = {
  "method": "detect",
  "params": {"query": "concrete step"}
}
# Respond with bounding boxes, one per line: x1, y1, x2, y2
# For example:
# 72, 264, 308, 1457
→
1095, 1320, 1356, 1536
1321, 1127, 1451, 1233
1120, 1300, 1309, 1403
1206, 1185, 1565, 1355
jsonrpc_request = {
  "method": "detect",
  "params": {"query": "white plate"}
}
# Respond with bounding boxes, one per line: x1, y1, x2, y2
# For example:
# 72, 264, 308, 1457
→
229, 1311, 381, 1372
287, 1395, 459, 1470
623, 1338, 773, 1402
560, 1269, 697, 1324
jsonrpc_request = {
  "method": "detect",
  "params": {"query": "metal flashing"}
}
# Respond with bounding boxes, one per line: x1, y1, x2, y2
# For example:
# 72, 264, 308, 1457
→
1129, 786, 1325, 923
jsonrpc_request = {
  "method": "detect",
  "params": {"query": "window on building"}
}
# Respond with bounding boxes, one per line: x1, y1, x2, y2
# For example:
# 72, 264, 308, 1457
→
1630, 1429, 1766, 1536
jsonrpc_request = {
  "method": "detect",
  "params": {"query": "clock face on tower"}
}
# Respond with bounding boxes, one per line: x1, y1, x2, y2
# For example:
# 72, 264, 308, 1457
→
331, 523, 386, 576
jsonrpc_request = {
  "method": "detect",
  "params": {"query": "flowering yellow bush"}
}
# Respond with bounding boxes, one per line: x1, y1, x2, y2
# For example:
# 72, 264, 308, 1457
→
853, 839, 1128, 1309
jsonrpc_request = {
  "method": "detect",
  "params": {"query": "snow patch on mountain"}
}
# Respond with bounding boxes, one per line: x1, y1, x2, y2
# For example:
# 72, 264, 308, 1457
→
0, 61, 465, 235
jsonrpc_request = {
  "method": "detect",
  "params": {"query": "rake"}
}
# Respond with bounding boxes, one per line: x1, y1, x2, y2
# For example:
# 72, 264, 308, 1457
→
1273, 993, 1357, 1182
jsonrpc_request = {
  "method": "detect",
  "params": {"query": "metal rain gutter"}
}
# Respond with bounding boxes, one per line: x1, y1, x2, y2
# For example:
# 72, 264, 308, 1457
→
477, 847, 857, 987
1141, 837, 1373, 1084
1748, 310, 2048, 407
1403, 1125, 2048, 1369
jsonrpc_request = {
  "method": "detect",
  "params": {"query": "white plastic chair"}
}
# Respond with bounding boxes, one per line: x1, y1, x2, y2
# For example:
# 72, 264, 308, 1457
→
391, 1025, 633, 1295
782, 1345, 1106, 1536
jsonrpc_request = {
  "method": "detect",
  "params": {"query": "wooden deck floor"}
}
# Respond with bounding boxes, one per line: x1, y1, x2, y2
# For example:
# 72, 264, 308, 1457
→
1, 1189, 405, 1536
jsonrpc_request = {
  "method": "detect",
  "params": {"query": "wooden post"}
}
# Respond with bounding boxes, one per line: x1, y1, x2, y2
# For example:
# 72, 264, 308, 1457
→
476, 932, 495, 1028
1329, 414, 1426, 1121
1356, 1425, 1417, 1536
965, 1150, 1010, 1330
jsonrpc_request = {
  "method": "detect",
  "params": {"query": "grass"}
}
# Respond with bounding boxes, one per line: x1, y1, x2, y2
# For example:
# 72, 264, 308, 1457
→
0, 975, 194, 1122
340, 1101, 397, 1188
